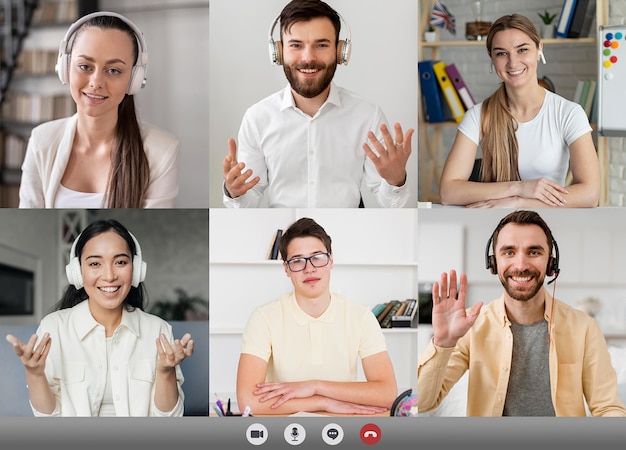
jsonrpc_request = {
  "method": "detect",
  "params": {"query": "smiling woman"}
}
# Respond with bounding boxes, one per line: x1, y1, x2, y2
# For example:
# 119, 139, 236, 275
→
438, 13, 600, 209
4, 219, 195, 417
18, 12, 180, 208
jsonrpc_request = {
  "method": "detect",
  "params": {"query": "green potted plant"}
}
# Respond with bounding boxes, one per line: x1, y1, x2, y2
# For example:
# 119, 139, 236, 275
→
424, 25, 437, 43
148, 288, 209, 321
538, 10, 557, 39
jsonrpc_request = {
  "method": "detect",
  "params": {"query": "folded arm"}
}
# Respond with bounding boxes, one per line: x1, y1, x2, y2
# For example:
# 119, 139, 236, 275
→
236, 352, 396, 415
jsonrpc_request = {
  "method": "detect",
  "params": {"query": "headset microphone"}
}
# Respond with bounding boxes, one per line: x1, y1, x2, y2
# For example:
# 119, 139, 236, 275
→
485, 232, 560, 283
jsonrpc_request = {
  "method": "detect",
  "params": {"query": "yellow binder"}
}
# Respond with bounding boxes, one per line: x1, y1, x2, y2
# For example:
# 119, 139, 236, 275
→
432, 61, 465, 123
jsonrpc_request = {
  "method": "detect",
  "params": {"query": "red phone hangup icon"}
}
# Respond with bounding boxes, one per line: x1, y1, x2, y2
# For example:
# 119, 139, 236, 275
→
360, 423, 381, 445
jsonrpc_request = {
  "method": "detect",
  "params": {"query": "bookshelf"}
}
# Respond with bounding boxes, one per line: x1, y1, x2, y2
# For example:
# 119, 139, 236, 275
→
418, 0, 608, 205
209, 208, 418, 404
0, 0, 97, 207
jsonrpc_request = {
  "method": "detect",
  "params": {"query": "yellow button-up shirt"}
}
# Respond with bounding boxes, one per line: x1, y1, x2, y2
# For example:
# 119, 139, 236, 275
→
418, 289, 626, 416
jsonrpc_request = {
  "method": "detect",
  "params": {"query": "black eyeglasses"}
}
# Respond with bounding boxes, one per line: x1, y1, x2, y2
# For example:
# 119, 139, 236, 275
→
284, 253, 330, 272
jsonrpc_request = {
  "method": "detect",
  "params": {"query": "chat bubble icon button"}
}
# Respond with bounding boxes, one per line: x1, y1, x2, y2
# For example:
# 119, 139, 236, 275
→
322, 423, 344, 445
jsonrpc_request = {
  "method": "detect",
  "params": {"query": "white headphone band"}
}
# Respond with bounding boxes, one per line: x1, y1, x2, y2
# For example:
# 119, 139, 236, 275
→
268, 11, 352, 64
58, 11, 148, 66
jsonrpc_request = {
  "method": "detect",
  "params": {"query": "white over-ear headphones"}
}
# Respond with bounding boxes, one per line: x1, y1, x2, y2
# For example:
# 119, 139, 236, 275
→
55, 11, 148, 95
268, 12, 352, 66
65, 230, 147, 290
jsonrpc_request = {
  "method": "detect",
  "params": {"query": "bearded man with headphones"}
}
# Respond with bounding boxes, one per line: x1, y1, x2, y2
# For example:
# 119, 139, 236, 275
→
5, 220, 194, 416
418, 210, 626, 417
19, 12, 180, 208
222, 0, 413, 208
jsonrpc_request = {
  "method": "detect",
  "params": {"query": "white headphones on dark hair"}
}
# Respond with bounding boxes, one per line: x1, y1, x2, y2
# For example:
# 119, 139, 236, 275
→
55, 11, 148, 95
65, 230, 147, 289
268, 13, 352, 66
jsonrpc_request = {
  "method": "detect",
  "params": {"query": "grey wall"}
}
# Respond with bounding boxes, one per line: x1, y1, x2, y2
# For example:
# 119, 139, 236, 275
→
0, 209, 208, 325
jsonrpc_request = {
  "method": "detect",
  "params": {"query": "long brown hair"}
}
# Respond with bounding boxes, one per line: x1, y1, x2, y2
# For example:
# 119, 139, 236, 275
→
480, 14, 541, 183
74, 16, 149, 207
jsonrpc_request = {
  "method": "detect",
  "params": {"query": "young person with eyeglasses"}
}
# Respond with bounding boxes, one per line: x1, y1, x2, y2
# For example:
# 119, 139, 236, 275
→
235, 217, 397, 415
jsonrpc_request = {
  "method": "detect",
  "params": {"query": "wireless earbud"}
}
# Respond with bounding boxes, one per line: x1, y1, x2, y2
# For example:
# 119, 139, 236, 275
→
539, 50, 546, 64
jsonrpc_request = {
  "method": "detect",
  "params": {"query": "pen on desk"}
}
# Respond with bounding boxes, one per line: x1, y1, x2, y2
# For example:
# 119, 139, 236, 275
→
216, 399, 225, 415
226, 398, 231, 415
242, 405, 251, 417
212, 405, 224, 417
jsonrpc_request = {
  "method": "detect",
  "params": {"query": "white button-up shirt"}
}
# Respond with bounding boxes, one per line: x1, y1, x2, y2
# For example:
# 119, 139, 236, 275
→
31, 300, 185, 417
223, 83, 410, 208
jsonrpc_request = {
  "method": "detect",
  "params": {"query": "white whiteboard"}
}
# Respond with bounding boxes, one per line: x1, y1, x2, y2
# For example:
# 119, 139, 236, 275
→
598, 25, 626, 136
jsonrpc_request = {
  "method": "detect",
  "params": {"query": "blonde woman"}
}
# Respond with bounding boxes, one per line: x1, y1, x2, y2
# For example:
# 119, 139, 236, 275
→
439, 14, 599, 208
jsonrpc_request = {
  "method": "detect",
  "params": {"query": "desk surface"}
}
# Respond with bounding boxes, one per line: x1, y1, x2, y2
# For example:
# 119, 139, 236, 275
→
210, 411, 390, 417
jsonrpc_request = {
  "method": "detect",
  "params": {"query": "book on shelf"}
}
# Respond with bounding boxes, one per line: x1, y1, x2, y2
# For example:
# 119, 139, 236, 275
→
266, 229, 283, 260
572, 79, 585, 105
375, 300, 399, 325
391, 299, 418, 328
567, 0, 596, 39
1, 133, 27, 169
418, 60, 452, 123
1, 92, 75, 123
444, 63, 476, 111
589, 83, 598, 124
15, 49, 58, 75
432, 61, 465, 123
578, 79, 592, 113
583, 79, 596, 119
380, 300, 403, 328
555, 0, 578, 39
31, 0, 79, 25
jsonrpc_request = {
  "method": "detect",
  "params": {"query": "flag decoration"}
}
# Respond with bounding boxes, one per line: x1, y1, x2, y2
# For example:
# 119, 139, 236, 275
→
430, 1, 456, 35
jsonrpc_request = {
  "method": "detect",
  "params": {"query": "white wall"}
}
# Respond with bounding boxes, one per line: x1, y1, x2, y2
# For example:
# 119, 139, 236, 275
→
208, 0, 418, 207
418, 207, 626, 339
100, 0, 210, 207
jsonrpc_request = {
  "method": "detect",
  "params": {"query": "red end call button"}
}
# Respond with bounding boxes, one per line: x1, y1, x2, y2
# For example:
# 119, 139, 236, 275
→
360, 423, 382, 445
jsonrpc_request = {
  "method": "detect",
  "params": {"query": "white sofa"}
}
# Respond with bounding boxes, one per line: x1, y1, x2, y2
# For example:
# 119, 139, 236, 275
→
420, 346, 626, 416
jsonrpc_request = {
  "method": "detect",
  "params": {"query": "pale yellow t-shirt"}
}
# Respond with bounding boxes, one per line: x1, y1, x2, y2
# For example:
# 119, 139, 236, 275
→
241, 292, 387, 383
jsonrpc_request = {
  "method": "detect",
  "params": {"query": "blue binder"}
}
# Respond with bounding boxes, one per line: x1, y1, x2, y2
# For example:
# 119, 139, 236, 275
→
418, 60, 451, 123
555, 0, 578, 38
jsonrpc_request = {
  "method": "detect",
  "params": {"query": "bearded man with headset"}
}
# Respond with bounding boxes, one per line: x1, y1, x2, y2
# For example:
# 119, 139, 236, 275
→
418, 209, 626, 417
221, 0, 413, 208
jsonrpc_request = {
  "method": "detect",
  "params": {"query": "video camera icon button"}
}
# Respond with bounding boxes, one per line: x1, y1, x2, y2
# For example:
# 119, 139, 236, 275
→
246, 423, 268, 445
321, 423, 344, 445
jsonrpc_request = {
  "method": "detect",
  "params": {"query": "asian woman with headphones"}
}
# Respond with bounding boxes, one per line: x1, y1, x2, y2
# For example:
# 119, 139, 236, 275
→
19, 12, 180, 208
5, 219, 194, 416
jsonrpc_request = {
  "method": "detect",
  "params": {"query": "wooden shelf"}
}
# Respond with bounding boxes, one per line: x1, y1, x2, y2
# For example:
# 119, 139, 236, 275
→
421, 37, 595, 48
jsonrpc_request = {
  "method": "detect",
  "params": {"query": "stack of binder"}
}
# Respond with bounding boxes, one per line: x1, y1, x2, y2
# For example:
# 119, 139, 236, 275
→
419, 59, 476, 124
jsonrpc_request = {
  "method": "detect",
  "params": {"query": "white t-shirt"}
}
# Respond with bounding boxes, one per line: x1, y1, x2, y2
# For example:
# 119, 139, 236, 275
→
458, 89, 592, 185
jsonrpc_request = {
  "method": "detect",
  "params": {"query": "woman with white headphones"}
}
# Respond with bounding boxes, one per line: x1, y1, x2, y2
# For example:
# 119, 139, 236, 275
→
19, 12, 180, 208
5, 219, 194, 416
